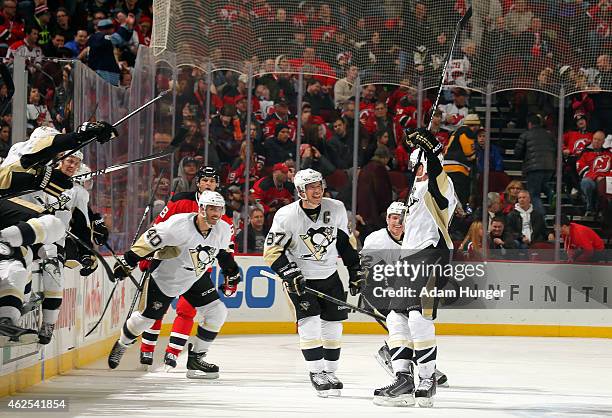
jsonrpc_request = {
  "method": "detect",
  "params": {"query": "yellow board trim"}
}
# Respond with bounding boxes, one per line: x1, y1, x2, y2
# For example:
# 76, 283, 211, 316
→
159, 322, 612, 339
0, 334, 118, 398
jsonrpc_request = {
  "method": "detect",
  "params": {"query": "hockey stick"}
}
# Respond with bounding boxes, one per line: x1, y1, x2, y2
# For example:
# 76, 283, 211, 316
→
259, 270, 386, 321
103, 242, 143, 291
56, 89, 170, 165
85, 166, 169, 337
72, 127, 188, 183
404, 7, 473, 204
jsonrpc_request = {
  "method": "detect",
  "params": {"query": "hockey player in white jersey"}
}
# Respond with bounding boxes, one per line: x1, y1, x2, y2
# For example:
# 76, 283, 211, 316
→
263, 169, 365, 397
107, 191, 240, 379
372, 128, 456, 408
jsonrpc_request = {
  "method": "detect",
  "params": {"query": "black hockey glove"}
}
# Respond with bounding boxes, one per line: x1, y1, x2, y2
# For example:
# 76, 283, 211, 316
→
90, 213, 109, 246
348, 265, 367, 296
76, 121, 118, 144
278, 262, 305, 296
112, 255, 135, 282
406, 128, 443, 156
79, 254, 98, 276
220, 269, 241, 296
35, 166, 73, 198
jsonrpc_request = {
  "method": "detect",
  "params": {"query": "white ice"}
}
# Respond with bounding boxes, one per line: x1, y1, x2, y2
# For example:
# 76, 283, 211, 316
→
6, 335, 612, 418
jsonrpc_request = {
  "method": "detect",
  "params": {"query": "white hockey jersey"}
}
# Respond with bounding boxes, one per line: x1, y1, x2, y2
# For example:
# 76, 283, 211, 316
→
402, 174, 457, 251
21, 184, 90, 247
362, 227, 403, 266
134, 213, 232, 297
264, 197, 350, 280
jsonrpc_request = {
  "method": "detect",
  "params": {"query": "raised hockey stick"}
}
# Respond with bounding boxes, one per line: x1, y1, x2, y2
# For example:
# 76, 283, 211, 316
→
259, 270, 386, 321
56, 89, 170, 165
404, 7, 473, 204
72, 127, 188, 183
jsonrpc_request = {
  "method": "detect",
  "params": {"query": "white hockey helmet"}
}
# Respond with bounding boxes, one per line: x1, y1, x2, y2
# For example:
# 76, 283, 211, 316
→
409, 149, 443, 178
198, 190, 226, 212
386, 201, 407, 218
294, 169, 326, 198
63, 149, 83, 161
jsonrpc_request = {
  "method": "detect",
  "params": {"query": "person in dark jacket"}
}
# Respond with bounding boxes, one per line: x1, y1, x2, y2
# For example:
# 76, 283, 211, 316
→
488, 216, 519, 259
235, 206, 269, 254
356, 145, 393, 238
264, 123, 296, 167
506, 190, 548, 248
475, 128, 504, 173
327, 117, 353, 170
87, 18, 133, 85
514, 114, 556, 214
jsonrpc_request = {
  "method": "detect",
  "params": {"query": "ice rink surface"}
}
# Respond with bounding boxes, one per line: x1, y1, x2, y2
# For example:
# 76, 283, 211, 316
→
5, 335, 612, 418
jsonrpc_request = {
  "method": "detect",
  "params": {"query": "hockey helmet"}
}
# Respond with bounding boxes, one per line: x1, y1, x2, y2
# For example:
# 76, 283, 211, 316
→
196, 166, 220, 184
198, 190, 226, 212
63, 150, 83, 161
386, 201, 407, 218
409, 149, 443, 178
294, 169, 326, 197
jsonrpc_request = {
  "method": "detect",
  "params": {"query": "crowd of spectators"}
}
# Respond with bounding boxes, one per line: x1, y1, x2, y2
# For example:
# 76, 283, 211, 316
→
0, 0, 609, 261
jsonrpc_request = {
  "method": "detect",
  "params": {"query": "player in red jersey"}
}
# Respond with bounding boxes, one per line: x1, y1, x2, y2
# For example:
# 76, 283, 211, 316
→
138, 166, 236, 370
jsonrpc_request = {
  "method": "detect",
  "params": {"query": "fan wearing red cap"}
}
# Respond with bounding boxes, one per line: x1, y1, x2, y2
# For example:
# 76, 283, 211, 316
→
251, 162, 295, 216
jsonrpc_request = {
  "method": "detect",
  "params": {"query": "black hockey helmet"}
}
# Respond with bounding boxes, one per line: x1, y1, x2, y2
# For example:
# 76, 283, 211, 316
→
196, 166, 220, 184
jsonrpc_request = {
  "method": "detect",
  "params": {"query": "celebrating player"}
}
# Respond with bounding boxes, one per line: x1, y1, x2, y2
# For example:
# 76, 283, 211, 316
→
263, 169, 365, 397
107, 191, 239, 379
372, 128, 456, 408
138, 166, 237, 370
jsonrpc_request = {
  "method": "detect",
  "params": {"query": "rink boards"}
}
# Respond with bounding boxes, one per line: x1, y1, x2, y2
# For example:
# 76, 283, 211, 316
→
1, 255, 611, 396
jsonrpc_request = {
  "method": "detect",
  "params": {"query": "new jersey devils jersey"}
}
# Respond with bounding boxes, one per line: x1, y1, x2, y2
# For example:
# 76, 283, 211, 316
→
264, 197, 350, 280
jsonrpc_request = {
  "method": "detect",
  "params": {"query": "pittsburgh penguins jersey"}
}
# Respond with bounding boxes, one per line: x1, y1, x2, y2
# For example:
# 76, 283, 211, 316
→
362, 227, 403, 267
22, 184, 90, 246
263, 197, 353, 280
402, 154, 457, 251
130, 213, 232, 297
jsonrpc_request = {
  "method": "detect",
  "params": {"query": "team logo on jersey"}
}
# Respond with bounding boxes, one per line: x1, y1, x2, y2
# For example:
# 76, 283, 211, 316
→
189, 245, 217, 277
593, 155, 611, 173
573, 138, 589, 154
407, 186, 420, 210
152, 301, 163, 310
300, 226, 335, 261
299, 301, 310, 311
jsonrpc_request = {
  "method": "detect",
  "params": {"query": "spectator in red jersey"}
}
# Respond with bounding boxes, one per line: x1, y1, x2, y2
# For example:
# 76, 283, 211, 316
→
263, 97, 297, 140
251, 162, 295, 217
194, 78, 222, 118
430, 109, 450, 149
136, 15, 152, 46
227, 140, 262, 186
0, 0, 24, 48
577, 130, 611, 216
563, 113, 594, 196
560, 216, 605, 263
360, 83, 377, 110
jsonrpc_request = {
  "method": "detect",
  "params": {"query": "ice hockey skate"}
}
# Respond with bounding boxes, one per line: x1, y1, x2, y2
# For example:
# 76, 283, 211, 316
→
186, 343, 219, 379
324, 371, 343, 396
375, 342, 449, 387
108, 340, 129, 369
309, 371, 331, 397
139, 351, 153, 370
373, 364, 415, 407
164, 352, 178, 372
415, 374, 437, 408
38, 322, 55, 345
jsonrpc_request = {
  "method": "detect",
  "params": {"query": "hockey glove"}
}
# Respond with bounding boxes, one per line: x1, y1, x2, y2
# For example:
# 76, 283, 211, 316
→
77, 121, 118, 144
278, 262, 306, 296
112, 256, 135, 282
90, 213, 109, 246
35, 166, 73, 198
138, 257, 151, 272
406, 128, 443, 156
79, 254, 98, 276
220, 270, 241, 296
348, 265, 367, 296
